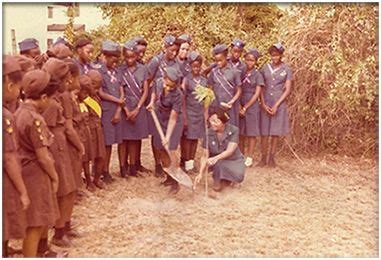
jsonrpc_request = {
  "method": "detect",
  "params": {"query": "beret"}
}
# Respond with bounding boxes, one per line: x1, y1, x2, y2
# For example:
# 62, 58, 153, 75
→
188, 51, 201, 63
164, 67, 180, 83
22, 69, 51, 97
3, 55, 21, 75
42, 58, 69, 79
102, 40, 121, 56
245, 48, 260, 59
231, 39, 245, 49
163, 35, 176, 47
177, 34, 192, 44
269, 43, 285, 54
75, 37, 92, 49
48, 43, 73, 59
18, 38, 39, 52
53, 37, 73, 49
131, 35, 147, 46
123, 40, 138, 53
212, 44, 228, 56
12, 55, 37, 73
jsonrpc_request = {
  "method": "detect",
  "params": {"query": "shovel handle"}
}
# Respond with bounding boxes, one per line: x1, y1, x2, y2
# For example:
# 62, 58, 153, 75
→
150, 109, 170, 154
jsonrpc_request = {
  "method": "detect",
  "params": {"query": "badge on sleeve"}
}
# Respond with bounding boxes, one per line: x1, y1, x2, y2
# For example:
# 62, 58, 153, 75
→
280, 70, 287, 77
34, 119, 41, 127
5, 118, 11, 126
6, 126, 13, 134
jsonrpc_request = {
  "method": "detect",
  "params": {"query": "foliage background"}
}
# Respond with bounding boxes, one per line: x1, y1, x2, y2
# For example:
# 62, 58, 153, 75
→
70, 3, 377, 158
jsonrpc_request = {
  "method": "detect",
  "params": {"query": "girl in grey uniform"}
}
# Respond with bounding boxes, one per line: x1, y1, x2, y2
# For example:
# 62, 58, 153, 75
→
195, 107, 245, 192
119, 41, 149, 177
146, 67, 184, 195
258, 43, 293, 167
207, 44, 242, 127
239, 48, 264, 167
181, 51, 207, 172
146, 35, 183, 177
97, 40, 125, 180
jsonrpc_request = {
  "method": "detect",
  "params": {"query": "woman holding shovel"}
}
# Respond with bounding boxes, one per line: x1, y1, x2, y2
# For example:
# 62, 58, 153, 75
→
146, 67, 184, 195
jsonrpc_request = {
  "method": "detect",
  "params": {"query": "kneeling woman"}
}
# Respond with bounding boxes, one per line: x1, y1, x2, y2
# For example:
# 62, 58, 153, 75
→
195, 107, 245, 192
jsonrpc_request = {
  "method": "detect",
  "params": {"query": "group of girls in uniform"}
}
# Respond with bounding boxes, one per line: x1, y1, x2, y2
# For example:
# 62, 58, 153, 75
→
2, 33, 292, 257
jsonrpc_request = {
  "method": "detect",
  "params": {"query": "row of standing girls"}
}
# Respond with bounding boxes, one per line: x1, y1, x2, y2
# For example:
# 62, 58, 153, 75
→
2, 33, 293, 256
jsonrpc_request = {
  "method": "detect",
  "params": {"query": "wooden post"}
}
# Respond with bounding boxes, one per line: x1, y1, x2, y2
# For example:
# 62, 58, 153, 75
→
11, 29, 17, 55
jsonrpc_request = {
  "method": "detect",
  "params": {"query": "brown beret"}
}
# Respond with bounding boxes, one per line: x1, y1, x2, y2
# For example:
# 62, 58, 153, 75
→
48, 43, 73, 59
75, 37, 92, 49
87, 69, 102, 82
22, 69, 51, 98
42, 58, 69, 79
3, 55, 21, 75
13, 55, 37, 73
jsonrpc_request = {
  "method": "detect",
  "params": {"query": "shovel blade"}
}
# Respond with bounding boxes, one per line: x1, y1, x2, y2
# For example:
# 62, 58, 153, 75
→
164, 167, 193, 189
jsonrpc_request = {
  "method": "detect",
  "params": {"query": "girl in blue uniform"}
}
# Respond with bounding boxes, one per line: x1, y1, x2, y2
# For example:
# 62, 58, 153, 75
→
147, 35, 182, 177
239, 48, 264, 167
259, 43, 293, 167
207, 44, 242, 127
181, 51, 207, 172
97, 40, 125, 180
119, 41, 149, 177
146, 67, 183, 195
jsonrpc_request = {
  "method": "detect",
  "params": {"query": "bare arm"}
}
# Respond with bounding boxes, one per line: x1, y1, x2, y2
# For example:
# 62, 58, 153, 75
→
228, 86, 242, 106
165, 109, 178, 143
35, 147, 58, 192
274, 79, 292, 108
65, 118, 84, 153
99, 88, 123, 104
4, 152, 29, 209
243, 85, 261, 110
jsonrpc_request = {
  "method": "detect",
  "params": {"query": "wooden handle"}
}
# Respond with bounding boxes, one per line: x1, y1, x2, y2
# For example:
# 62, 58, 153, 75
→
150, 109, 169, 153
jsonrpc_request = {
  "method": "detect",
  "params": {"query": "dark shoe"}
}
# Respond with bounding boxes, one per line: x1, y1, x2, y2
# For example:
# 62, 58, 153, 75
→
213, 180, 222, 192
51, 235, 73, 248
154, 164, 164, 178
137, 164, 151, 173
102, 171, 114, 184
256, 156, 267, 167
268, 154, 276, 168
93, 180, 105, 189
39, 249, 69, 258
129, 165, 138, 177
168, 182, 180, 195
86, 183, 96, 192
161, 176, 175, 186
65, 229, 82, 238
120, 165, 127, 178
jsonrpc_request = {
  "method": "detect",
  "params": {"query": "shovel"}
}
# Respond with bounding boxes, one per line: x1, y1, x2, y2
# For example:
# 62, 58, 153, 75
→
150, 109, 193, 189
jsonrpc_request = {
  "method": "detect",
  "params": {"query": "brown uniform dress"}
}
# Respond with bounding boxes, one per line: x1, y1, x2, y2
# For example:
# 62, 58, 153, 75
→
58, 91, 83, 189
14, 103, 60, 227
87, 94, 106, 160
3, 107, 27, 240
76, 102, 94, 162
42, 96, 77, 197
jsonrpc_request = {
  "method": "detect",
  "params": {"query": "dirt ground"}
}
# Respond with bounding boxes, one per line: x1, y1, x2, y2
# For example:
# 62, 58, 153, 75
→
11, 140, 378, 257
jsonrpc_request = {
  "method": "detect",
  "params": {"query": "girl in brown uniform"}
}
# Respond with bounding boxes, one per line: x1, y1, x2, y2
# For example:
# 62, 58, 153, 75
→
2, 56, 29, 257
14, 69, 60, 257
41, 58, 79, 248
85, 70, 106, 188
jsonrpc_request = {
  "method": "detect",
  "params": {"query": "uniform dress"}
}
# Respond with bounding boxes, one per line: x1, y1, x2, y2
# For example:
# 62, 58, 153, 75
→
239, 68, 265, 137
58, 91, 83, 189
86, 94, 106, 160
119, 63, 149, 140
183, 73, 206, 140
152, 78, 183, 151
98, 63, 124, 146
202, 123, 245, 183
207, 63, 242, 127
14, 103, 60, 227
75, 101, 94, 163
42, 96, 77, 197
176, 57, 191, 78
3, 107, 27, 241
260, 62, 293, 136
147, 53, 183, 134
228, 57, 247, 81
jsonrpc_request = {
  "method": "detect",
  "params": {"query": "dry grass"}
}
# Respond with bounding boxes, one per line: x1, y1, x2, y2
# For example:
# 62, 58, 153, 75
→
9, 140, 378, 257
